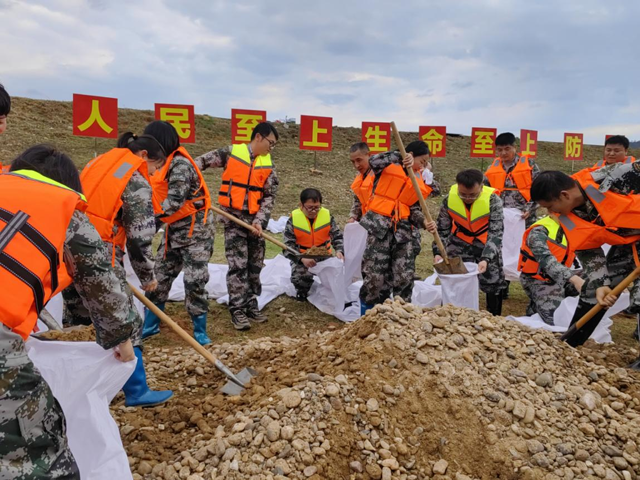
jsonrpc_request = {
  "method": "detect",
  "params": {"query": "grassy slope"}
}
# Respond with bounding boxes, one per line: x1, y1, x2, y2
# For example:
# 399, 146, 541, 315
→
2, 97, 637, 347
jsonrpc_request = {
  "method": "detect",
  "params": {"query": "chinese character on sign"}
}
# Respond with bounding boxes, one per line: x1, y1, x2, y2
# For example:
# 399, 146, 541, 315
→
470, 127, 497, 157
155, 104, 196, 143
232, 109, 266, 144
419, 126, 447, 157
73, 94, 118, 139
362, 122, 391, 153
299, 115, 332, 151
520, 129, 538, 157
564, 133, 584, 161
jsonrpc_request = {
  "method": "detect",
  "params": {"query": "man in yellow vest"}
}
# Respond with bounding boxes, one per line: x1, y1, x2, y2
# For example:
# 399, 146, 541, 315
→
426, 169, 506, 315
194, 122, 279, 330
283, 188, 344, 300
348, 142, 374, 223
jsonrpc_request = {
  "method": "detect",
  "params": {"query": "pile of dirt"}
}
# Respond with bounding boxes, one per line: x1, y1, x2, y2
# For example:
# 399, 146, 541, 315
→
38, 325, 96, 342
113, 299, 640, 480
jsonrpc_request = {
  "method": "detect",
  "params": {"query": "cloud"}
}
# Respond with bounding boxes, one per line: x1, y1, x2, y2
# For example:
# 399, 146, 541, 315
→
1, 0, 640, 143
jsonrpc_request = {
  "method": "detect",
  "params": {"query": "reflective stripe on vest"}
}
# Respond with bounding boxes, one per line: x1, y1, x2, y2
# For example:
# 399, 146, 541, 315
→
447, 184, 495, 245
0, 171, 85, 340
218, 144, 273, 214
518, 216, 575, 282
485, 155, 533, 202
350, 170, 374, 216
291, 207, 332, 253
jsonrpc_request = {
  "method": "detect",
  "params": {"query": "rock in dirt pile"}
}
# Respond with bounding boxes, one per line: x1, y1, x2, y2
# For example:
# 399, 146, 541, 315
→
113, 299, 640, 480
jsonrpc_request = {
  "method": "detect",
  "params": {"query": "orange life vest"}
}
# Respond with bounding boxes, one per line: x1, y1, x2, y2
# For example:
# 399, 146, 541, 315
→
572, 156, 636, 183
218, 144, 273, 214
0, 170, 87, 340
557, 178, 640, 251
485, 156, 533, 202
150, 146, 211, 231
518, 216, 575, 282
368, 165, 431, 222
447, 185, 495, 245
350, 169, 374, 216
80, 148, 150, 264
291, 207, 332, 253
0, 163, 9, 173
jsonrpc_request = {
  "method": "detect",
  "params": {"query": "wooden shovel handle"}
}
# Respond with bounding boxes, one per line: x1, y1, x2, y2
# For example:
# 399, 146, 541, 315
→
390, 121, 450, 265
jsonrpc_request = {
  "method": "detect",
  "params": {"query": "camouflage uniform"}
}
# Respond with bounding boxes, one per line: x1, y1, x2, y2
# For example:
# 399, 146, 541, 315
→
483, 155, 540, 228
283, 215, 344, 296
194, 147, 278, 315
359, 152, 425, 306
433, 192, 506, 295
1, 211, 136, 480
520, 226, 578, 325
63, 171, 156, 347
146, 155, 215, 317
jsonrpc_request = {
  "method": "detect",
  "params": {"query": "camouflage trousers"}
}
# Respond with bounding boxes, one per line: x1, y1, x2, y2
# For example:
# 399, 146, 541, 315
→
520, 275, 567, 325
445, 237, 506, 295
0, 325, 79, 480
359, 230, 414, 306
147, 228, 214, 317
290, 262, 315, 296
411, 230, 422, 278
224, 222, 266, 314
63, 246, 143, 346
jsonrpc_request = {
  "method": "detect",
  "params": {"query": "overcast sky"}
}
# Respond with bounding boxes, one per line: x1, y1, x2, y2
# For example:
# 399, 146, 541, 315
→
1, 0, 638, 143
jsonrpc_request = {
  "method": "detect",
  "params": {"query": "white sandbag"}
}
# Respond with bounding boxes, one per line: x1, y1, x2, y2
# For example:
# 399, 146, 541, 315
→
437, 262, 480, 310
343, 222, 368, 282
267, 215, 289, 233
411, 273, 443, 308
307, 258, 351, 320
507, 292, 630, 344
502, 208, 526, 282
25, 340, 135, 480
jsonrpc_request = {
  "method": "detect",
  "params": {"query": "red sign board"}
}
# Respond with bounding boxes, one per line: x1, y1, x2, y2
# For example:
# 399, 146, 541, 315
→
155, 103, 196, 143
362, 122, 391, 153
564, 133, 584, 161
470, 127, 497, 158
72, 94, 118, 139
232, 109, 266, 144
299, 115, 333, 151
520, 129, 538, 158
419, 126, 446, 157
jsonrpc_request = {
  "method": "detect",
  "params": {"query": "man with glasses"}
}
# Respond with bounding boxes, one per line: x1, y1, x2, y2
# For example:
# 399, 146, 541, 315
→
426, 169, 506, 315
283, 188, 344, 301
195, 122, 279, 330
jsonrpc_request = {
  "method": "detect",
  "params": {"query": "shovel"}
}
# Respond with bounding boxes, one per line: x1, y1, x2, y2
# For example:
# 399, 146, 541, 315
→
211, 205, 332, 261
130, 284, 257, 395
390, 122, 467, 275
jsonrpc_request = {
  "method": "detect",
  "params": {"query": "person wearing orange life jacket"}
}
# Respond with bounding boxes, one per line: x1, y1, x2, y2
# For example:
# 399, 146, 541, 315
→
531, 170, 640, 359
0, 83, 10, 173
517, 216, 584, 325
70, 131, 173, 407
358, 150, 430, 315
283, 188, 344, 301
1, 145, 137, 478
425, 169, 506, 315
192, 122, 280, 331
348, 142, 374, 223
141, 121, 214, 345
572, 135, 636, 184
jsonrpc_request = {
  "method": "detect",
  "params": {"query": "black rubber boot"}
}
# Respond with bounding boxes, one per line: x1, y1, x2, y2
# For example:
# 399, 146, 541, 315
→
565, 300, 607, 348
486, 293, 503, 316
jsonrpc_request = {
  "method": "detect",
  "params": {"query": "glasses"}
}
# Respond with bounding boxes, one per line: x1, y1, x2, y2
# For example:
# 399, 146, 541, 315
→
263, 136, 277, 149
303, 205, 321, 212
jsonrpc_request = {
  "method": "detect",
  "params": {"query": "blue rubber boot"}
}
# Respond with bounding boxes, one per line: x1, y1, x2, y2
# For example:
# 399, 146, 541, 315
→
192, 313, 211, 346
122, 347, 173, 407
360, 301, 374, 316
141, 303, 165, 339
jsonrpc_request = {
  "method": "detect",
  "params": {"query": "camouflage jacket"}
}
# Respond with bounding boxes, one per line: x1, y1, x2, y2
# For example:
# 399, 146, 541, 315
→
195, 146, 279, 228
65, 211, 136, 349
433, 192, 504, 263
160, 153, 215, 249
483, 155, 540, 213
114, 171, 155, 286
523, 226, 574, 286
283, 214, 344, 262
359, 151, 426, 244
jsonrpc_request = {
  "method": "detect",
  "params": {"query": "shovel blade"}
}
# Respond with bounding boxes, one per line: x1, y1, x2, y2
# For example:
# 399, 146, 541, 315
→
434, 256, 468, 275
220, 367, 259, 396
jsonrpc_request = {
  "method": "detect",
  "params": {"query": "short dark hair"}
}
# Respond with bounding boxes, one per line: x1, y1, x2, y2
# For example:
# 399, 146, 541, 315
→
10, 145, 82, 193
117, 132, 167, 162
251, 122, 279, 141
605, 135, 629, 150
530, 171, 577, 202
143, 120, 180, 155
300, 188, 322, 204
350, 142, 370, 154
405, 140, 430, 157
495, 132, 516, 147
0, 83, 10, 117
456, 169, 484, 188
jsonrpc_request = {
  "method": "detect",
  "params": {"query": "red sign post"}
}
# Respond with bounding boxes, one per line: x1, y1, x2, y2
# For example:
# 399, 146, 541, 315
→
299, 115, 333, 151
155, 103, 196, 143
419, 126, 446, 157
73, 94, 118, 139
520, 129, 538, 158
362, 122, 391, 153
232, 109, 266, 144
470, 127, 497, 158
